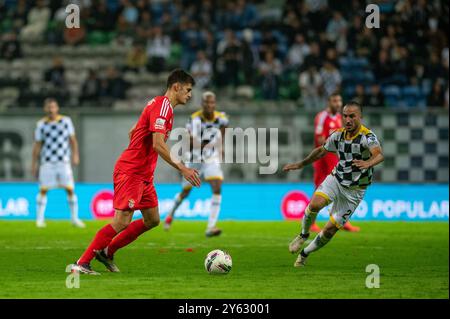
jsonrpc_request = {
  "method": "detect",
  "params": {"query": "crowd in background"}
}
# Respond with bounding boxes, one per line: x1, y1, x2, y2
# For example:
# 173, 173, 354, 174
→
0, 0, 448, 108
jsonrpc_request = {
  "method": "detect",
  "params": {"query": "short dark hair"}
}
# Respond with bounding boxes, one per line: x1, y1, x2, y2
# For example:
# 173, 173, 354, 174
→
344, 100, 363, 113
166, 69, 195, 88
328, 91, 341, 100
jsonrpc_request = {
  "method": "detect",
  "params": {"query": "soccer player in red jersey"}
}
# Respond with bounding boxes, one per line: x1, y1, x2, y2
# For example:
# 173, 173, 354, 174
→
71, 69, 202, 274
310, 93, 360, 232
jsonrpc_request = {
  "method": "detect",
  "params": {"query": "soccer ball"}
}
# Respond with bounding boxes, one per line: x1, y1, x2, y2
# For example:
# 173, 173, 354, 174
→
204, 249, 232, 274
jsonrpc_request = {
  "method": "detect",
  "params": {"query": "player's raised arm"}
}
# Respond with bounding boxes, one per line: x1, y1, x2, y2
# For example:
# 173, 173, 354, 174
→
283, 146, 328, 171
152, 132, 201, 187
353, 138, 384, 170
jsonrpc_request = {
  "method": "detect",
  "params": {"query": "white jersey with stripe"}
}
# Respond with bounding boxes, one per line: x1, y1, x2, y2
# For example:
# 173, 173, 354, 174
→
185, 110, 229, 163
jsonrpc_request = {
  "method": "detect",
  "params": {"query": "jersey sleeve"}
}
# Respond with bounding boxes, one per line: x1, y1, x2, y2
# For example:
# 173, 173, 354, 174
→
219, 112, 229, 127
65, 117, 75, 136
314, 112, 327, 136
34, 122, 43, 142
363, 131, 381, 149
148, 98, 173, 133
323, 131, 339, 152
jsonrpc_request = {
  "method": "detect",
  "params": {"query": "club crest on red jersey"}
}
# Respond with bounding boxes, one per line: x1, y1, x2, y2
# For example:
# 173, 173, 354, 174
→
128, 199, 135, 209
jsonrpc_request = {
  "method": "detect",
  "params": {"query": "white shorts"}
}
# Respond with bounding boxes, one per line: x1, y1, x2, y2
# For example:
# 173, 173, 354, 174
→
314, 175, 366, 229
39, 162, 74, 190
181, 162, 223, 189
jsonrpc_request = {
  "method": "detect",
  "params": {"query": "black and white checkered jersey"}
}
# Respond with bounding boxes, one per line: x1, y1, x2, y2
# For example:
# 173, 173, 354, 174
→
34, 115, 75, 164
323, 125, 381, 188
185, 110, 229, 162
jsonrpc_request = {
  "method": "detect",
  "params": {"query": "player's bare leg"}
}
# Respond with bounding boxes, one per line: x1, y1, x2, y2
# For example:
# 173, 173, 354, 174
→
206, 179, 222, 237
65, 186, 85, 228
98, 207, 160, 272
36, 188, 48, 228
73, 209, 132, 274
164, 187, 191, 231
289, 193, 329, 253
295, 221, 339, 267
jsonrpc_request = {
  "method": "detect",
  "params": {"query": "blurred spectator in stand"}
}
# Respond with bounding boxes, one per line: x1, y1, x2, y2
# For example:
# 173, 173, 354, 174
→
126, 43, 148, 73
425, 52, 445, 83
0, 32, 22, 60
302, 42, 322, 71
320, 61, 342, 98
216, 29, 241, 88
347, 15, 363, 52
216, 29, 232, 86
427, 81, 445, 107
286, 34, 310, 72
374, 50, 393, 84
136, 11, 153, 41
44, 56, 67, 92
80, 69, 101, 106
326, 11, 348, 51
88, 0, 116, 31
258, 50, 282, 100
240, 28, 258, 86
355, 27, 377, 59
180, 19, 201, 70
115, 14, 136, 46
392, 46, 414, 80
146, 26, 171, 74
19, 0, 50, 42
100, 66, 130, 104
260, 29, 278, 60
64, 22, 86, 46
299, 65, 323, 110
11, 0, 30, 30
325, 47, 339, 68
366, 84, 385, 107
190, 50, 213, 89
121, 0, 139, 26
352, 84, 366, 105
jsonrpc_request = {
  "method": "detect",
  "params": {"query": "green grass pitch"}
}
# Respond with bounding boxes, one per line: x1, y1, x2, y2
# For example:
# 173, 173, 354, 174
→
0, 220, 448, 299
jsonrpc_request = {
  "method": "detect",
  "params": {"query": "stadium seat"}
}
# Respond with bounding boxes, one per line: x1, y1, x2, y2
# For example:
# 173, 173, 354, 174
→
402, 85, 422, 107
383, 85, 401, 107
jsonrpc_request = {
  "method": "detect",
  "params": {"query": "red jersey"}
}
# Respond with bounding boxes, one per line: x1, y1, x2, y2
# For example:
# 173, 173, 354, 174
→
314, 110, 342, 147
114, 96, 174, 182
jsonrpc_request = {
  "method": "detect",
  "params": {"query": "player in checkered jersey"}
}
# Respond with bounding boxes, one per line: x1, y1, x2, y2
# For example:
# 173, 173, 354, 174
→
31, 98, 84, 228
283, 101, 384, 267
311, 93, 360, 233
164, 91, 228, 237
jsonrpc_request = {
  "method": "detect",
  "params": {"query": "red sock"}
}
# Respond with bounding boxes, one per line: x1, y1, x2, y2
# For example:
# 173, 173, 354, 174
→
77, 224, 117, 265
106, 219, 149, 257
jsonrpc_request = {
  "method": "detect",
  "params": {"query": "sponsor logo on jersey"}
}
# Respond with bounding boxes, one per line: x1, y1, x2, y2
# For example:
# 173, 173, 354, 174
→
155, 117, 166, 130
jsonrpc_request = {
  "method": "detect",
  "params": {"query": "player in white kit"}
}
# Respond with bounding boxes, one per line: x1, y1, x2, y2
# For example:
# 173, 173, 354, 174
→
164, 91, 228, 237
31, 98, 85, 228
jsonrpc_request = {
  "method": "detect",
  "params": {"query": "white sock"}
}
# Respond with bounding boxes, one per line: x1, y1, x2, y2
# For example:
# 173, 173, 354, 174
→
36, 193, 47, 223
303, 231, 332, 255
168, 193, 184, 218
68, 194, 79, 221
207, 194, 222, 230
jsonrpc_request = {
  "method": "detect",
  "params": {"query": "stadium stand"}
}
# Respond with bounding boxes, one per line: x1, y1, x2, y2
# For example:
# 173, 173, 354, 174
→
0, 0, 448, 110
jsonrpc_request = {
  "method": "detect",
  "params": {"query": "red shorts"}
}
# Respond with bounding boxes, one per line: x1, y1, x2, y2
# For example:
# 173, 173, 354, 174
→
313, 153, 338, 188
113, 171, 158, 211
